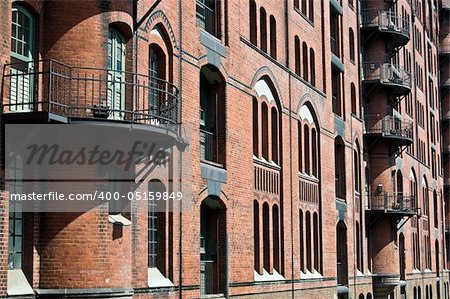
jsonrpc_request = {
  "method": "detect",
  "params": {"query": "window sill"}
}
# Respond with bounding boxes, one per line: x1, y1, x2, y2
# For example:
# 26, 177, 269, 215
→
108, 214, 131, 226
7, 269, 34, 296
300, 269, 323, 279
294, 8, 315, 27
148, 268, 174, 288
254, 269, 285, 282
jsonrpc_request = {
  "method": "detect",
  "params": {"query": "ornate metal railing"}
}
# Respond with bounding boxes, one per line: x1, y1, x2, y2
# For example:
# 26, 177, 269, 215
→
361, 10, 410, 38
1, 60, 179, 125
363, 62, 412, 89
367, 193, 417, 214
365, 115, 413, 141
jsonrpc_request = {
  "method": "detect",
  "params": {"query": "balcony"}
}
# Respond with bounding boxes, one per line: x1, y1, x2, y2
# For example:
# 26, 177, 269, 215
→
366, 193, 417, 216
361, 10, 410, 47
364, 115, 413, 146
362, 62, 412, 95
1, 60, 179, 130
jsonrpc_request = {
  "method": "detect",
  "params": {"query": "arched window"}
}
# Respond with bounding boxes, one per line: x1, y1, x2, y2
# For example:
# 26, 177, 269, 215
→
305, 211, 312, 271
356, 221, 362, 271
310, 48, 316, 86
351, 83, 357, 116
311, 128, 317, 177
295, 36, 301, 76
269, 15, 277, 59
262, 202, 270, 271
262, 102, 269, 160
271, 107, 279, 164
298, 121, 303, 172
260, 8, 267, 52
149, 44, 166, 116
354, 142, 361, 193
148, 180, 169, 278
349, 28, 355, 62
249, 0, 257, 45
313, 212, 319, 271
253, 200, 260, 272
433, 191, 438, 228
335, 137, 346, 200
253, 97, 259, 156
108, 26, 126, 119
10, 5, 35, 112
302, 42, 308, 81
11, 5, 34, 62
299, 209, 304, 271
304, 125, 310, 175
273, 205, 280, 272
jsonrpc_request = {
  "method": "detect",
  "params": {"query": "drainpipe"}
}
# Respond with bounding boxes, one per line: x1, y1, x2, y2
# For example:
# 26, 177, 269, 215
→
283, 0, 294, 297
177, 0, 183, 297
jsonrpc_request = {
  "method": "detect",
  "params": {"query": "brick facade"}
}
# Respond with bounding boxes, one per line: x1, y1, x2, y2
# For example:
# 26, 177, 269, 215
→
0, 0, 448, 298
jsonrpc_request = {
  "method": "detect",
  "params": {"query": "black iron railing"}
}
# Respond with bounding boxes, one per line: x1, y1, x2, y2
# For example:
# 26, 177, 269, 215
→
363, 62, 411, 89
365, 115, 413, 141
196, 0, 221, 39
367, 193, 417, 213
361, 10, 410, 38
1, 60, 179, 125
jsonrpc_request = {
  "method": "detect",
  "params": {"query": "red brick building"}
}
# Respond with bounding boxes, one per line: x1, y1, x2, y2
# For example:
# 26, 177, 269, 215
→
0, 0, 449, 298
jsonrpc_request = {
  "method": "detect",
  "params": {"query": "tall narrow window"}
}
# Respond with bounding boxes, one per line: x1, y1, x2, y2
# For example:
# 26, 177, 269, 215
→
149, 45, 166, 117
302, 42, 308, 81
332, 70, 342, 117
335, 137, 346, 200
310, 48, 315, 86
260, 8, 267, 52
349, 28, 355, 62
311, 128, 317, 177
295, 36, 301, 76
249, 0, 257, 45
108, 27, 126, 120
304, 125, 310, 175
262, 102, 269, 160
262, 202, 270, 271
301, 0, 307, 15
148, 180, 167, 277
196, 0, 221, 38
294, 0, 299, 9
299, 210, 304, 271
350, 83, 357, 116
273, 205, 280, 272
306, 211, 312, 271
269, 16, 277, 59
271, 107, 279, 164
8, 156, 23, 270
253, 200, 260, 272
253, 97, 259, 157
10, 5, 35, 112
298, 121, 303, 172
308, 0, 314, 22
313, 212, 319, 271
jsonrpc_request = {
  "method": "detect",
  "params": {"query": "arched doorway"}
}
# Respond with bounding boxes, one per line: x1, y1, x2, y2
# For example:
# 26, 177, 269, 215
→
200, 196, 227, 295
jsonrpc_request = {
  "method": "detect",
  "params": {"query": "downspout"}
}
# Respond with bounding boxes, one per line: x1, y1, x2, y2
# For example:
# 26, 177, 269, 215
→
177, 0, 183, 297
284, 0, 294, 297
